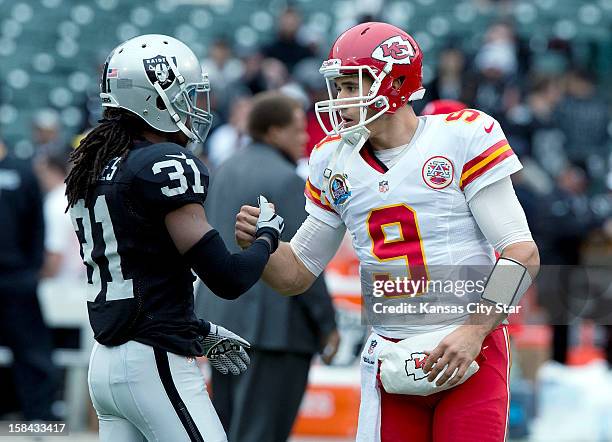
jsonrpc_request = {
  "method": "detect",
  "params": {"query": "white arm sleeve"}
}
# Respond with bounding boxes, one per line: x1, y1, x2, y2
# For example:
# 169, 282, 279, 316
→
289, 215, 347, 277
468, 176, 533, 253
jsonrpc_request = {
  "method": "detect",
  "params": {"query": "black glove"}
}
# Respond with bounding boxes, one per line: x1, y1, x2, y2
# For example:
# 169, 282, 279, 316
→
202, 322, 251, 375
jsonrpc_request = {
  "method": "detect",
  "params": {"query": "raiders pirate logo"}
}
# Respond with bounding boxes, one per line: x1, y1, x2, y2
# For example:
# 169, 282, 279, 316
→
422, 156, 454, 190
372, 35, 416, 65
143, 55, 177, 89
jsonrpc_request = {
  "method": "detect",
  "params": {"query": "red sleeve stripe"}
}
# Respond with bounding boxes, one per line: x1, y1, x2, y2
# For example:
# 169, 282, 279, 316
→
462, 139, 509, 174
304, 180, 336, 213
460, 148, 515, 190
305, 179, 321, 196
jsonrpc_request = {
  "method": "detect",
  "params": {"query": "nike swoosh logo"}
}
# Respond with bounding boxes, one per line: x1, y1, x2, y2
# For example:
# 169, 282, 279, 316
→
165, 153, 187, 160
484, 122, 494, 133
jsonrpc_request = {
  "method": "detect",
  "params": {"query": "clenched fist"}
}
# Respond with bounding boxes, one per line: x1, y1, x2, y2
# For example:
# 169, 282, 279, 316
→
235, 204, 259, 249
235, 197, 281, 252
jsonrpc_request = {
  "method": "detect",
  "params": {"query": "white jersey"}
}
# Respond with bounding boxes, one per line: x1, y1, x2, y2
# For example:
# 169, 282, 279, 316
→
304, 110, 522, 338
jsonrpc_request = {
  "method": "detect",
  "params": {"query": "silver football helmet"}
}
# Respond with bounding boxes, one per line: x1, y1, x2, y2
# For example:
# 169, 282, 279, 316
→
100, 34, 212, 144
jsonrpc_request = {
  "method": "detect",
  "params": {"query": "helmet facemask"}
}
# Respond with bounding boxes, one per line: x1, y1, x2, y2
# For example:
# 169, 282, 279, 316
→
153, 56, 212, 145
172, 78, 213, 143
315, 60, 393, 136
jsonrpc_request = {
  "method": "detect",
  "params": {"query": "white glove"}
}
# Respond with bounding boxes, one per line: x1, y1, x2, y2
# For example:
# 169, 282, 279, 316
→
255, 195, 284, 253
203, 323, 251, 375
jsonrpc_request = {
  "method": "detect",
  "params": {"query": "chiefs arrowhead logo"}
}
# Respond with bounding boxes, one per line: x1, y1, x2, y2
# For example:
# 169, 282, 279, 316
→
404, 352, 429, 380
372, 36, 416, 65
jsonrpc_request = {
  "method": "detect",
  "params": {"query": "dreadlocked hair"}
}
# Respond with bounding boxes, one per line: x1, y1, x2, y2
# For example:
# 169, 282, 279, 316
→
65, 108, 148, 208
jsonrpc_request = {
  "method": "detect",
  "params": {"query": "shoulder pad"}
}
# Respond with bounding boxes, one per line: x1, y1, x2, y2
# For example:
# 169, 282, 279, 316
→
129, 142, 209, 216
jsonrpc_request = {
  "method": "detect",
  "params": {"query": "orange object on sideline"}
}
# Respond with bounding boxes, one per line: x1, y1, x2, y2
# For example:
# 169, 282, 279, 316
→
567, 322, 605, 365
567, 345, 605, 365
292, 384, 360, 437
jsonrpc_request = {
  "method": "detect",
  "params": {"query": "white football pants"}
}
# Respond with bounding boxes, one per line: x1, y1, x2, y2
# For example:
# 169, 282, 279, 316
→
88, 340, 226, 442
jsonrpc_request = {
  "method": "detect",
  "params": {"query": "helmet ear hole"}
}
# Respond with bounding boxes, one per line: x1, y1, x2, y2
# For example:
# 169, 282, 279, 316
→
393, 76, 405, 90
156, 96, 167, 110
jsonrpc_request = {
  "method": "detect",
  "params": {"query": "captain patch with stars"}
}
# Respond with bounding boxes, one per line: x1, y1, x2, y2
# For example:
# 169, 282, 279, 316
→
422, 156, 454, 190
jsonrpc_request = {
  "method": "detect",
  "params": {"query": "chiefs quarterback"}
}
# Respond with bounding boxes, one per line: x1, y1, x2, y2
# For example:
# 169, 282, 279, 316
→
236, 22, 539, 442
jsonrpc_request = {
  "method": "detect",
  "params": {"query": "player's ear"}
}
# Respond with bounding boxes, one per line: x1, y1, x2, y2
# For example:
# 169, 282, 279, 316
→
265, 126, 281, 144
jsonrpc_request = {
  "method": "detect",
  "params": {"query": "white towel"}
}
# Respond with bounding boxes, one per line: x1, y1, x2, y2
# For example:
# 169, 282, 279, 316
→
356, 332, 388, 442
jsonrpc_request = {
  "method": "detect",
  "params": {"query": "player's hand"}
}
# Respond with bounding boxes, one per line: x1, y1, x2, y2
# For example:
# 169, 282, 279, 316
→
255, 195, 284, 253
321, 329, 341, 365
203, 322, 251, 375
236, 205, 259, 249
422, 325, 486, 387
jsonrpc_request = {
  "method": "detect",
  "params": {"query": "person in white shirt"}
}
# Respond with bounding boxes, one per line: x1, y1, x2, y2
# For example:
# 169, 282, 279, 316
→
206, 96, 252, 169
35, 151, 82, 280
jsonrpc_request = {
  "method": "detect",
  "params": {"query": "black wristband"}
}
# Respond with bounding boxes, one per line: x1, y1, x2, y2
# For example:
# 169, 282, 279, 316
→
198, 319, 211, 338
256, 228, 280, 253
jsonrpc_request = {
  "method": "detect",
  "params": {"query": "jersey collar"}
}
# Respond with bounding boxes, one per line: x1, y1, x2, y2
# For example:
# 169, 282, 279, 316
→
358, 117, 427, 175
359, 142, 388, 173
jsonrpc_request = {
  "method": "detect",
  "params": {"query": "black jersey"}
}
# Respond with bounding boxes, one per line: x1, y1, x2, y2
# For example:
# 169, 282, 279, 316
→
69, 142, 209, 356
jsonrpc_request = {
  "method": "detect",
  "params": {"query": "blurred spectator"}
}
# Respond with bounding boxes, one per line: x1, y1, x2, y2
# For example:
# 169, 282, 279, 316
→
423, 47, 476, 108
556, 69, 610, 185
78, 59, 107, 133
535, 165, 602, 264
472, 22, 521, 120
32, 109, 64, 159
239, 55, 289, 96
34, 150, 82, 280
238, 52, 266, 95
532, 165, 606, 364
263, 8, 314, 73
202, 38, 245, 120
206, 96, 252, 169
293, 58, 329, 157
505, 75, 565, 162
197, 92, 338, 442
0, 138, 59, 421
280, 82, 310, 110
261, 58, 290, 90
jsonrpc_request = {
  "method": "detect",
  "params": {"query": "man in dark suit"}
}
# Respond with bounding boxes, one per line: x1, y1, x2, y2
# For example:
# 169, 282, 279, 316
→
196, 92, 339, 442
0, 139, 59, 420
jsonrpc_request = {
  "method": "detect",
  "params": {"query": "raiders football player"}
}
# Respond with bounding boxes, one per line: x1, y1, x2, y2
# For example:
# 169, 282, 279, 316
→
65, 35, 283, 442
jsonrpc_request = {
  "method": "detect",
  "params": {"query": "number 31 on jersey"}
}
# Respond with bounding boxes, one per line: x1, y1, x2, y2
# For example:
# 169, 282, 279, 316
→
152, 156, 205, 197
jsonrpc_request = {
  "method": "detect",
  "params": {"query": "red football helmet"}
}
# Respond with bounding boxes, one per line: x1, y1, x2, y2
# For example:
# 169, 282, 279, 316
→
315, 22, 425, 136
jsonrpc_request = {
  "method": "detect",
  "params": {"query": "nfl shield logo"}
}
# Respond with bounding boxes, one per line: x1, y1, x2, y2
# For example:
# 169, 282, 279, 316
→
379, 180, 389, 193
368, 339, 378, 355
